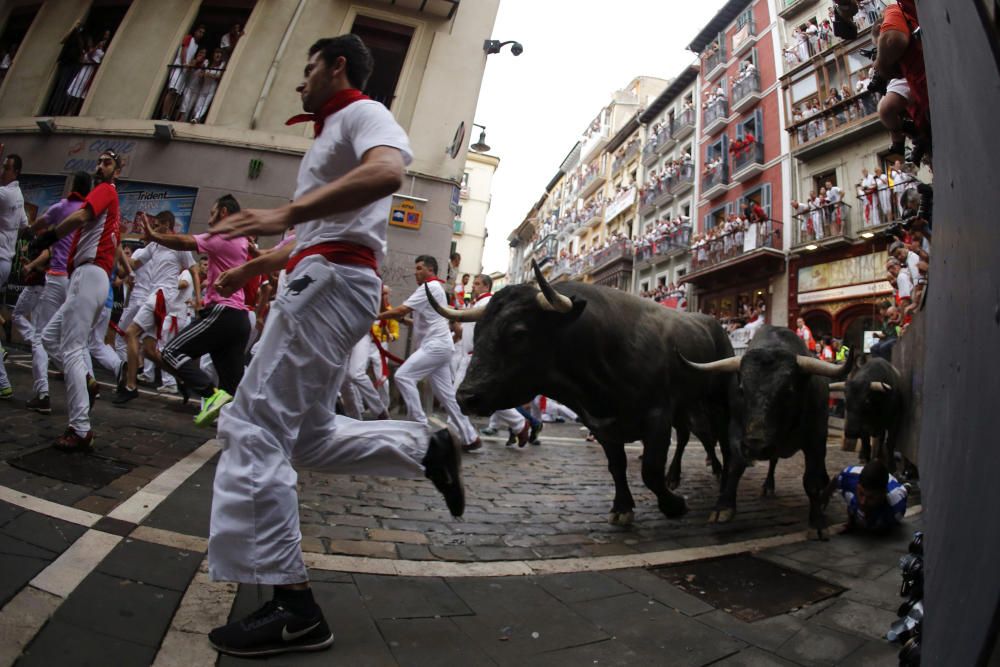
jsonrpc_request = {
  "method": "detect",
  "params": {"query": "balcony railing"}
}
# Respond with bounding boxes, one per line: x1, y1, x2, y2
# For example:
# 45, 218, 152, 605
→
612, 141, 640, 173
784, 13, 876, 67
581, 125, 611, 162
580, 204, 606, 228
732, 72, 761, 111
579, 165, 607, 199
673, 108, 696, 138
703, 99, 729, 134
589, 238, 633, 272
731, 141, 765, 176
44, 62, 102, 116
690, 220, 784, 272
789, 92, 880, 151
639, 165, 694, 213
634, 226, 692, 264
792, 202, 853, 247
855, 182, 916, 230
701, 161, 729, 196
703, 45, 726, 79
154, 64, 227, 122
672, 168, 695, 194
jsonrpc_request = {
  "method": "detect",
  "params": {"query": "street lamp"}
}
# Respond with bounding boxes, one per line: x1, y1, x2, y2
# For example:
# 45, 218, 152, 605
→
470, 123, 491, 152
483, 39, 523, 56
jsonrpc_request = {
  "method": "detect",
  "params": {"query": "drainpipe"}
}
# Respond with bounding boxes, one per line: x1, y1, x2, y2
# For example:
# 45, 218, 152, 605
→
250, 0, 308, 130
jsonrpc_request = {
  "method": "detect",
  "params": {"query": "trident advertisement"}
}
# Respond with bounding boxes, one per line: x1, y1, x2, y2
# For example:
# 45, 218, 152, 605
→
117, 180, 198, 236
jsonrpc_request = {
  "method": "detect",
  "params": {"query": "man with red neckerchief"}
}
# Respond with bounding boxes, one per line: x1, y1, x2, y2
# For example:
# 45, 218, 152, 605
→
378, 255, 483, 452
203, 35, 464, 658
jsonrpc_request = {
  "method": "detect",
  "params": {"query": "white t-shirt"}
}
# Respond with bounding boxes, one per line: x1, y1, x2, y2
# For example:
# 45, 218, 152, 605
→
0, 180, 28, 263
132, 242, 196, 301
904, 250, 921, 284
459, 293, 491, 355
292, 100, 413, 266
896, 269, 913, 300
403, 279, 453, 349
173, 269, 194, 317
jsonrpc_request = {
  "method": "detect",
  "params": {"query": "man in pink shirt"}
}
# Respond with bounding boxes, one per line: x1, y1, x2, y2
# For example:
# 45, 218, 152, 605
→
144, 194, 252, 426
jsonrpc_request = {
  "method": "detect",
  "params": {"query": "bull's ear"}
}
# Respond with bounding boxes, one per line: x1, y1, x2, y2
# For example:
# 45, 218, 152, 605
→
552, 297, 586, 326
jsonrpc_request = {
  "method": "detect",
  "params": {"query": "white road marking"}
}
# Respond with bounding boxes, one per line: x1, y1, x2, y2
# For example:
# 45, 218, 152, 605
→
0, 586, 61, 667
0, 486, 101, 528
29, 529, 122, 598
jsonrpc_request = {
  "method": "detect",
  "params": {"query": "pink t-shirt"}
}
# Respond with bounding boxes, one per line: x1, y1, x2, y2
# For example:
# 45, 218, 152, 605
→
195, 233, 249, 310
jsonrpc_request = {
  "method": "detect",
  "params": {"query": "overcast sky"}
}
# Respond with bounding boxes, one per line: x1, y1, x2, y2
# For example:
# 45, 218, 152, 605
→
473, 0, 727, 274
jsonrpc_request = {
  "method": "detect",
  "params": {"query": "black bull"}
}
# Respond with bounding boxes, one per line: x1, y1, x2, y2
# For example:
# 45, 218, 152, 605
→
426, 268, 735, 525
829, 356, 904, 470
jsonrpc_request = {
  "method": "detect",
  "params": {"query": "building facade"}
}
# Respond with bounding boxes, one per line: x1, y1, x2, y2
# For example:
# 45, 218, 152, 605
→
451, 149, 499, 282
0, 0, 498, 316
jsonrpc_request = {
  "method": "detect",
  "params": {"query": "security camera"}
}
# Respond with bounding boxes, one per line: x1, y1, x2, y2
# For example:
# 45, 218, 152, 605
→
511, 42, 523, 56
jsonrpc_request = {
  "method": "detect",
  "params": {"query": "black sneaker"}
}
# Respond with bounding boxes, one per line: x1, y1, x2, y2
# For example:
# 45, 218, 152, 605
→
112, 387, 139, 406
529, 421, 543, 445
27, 394, 52, 415
422, 429, 465, 517
208, 600, 334, 657
115, 361, 127, 393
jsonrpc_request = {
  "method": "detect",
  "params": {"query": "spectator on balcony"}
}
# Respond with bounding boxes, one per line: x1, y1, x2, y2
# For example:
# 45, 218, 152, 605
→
65, 35, 108, 116
890, 160, 911, 218
793, 28, 810, 62
805, 20, 820, 55
860, 168, 881, 226
191, 48, 226, 124
871, 302, 901, 360
220, 23, 244, 58
874, 167, 892, 221
161, 24, 206, 120
791, 197, 810, 241
827, 181, 844, 233
177, 47, 208, 122
808, 190, 825, 240
886, 257, 912, 313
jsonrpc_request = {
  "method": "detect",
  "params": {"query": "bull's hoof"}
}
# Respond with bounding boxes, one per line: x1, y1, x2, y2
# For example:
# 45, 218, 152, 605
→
707, 510, 719, 524
607, 511, 635, 526
715, 507, 735, 523
760, 484, 775, 498
659, 496, 687, 519
666, 476, 680, 491
806, 527, 830, 541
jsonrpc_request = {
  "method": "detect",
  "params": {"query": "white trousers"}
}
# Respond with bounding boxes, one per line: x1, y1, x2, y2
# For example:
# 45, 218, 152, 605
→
0, 259, 10, 389
209, 258, 428, 586
88, 305, 121, 376
395, 339, 478, 446
340, 335, 386, 419
30, 275, 68, 396
41, 265, 108, 435
369, 339, 390, 406
13, 285, 42, 343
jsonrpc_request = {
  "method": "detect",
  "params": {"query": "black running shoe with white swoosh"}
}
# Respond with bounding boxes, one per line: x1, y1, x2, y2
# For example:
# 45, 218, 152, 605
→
208, 600, 334, 657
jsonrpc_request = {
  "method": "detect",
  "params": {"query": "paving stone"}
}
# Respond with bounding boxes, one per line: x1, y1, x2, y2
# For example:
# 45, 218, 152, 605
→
0, 510, 87, 554
518, 637, 649, 667
428, 545, 476, 561
0, 532, 56, 560
396, 543, 435, 560
300, 536, 325, 553
54, 572, 183, 648
354, 574, 473, 619
837, 638, 898, 666
0, 552, 51, 607
327, 539, 397, 558
469, 545, 537, 561
305, 581, 399, 667
143, 460, 215, 538
606, 568, 715, 616
536, 572, 633, 604
73, 494, 122, 514
776, 623, 867, 666
812, 598, 899, 641
570, 592, 746, 666
96, 538, 201, 592
695, 609, 806, 652
709, 646, 802, 666
366, 528, 429, 544
378, 617, 495, 666
18, 617, 157, 667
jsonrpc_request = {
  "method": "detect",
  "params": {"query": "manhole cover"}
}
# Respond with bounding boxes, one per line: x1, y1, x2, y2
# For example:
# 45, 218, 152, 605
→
650, 554, 844, 622
8, 448, 135, 489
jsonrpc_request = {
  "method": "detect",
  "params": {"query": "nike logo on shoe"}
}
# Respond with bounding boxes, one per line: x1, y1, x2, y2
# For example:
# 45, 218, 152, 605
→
282, 621, 320, 642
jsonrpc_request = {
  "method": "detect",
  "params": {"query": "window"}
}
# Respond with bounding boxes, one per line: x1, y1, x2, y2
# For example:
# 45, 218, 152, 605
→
736, 109, 762, 142
44, 0, 131, 116
790, 73, 819, 103
682, 203, 691, 218
351, 15, 414, 109
740, 183, 773, 218
707, 136, 727, 162
813, 169, 837, 193
703, 203, 729, 231
657, 275, 667, 288
152, 1, 255, 122
641, 281, 650, 293
0, 3, 40, 87
736, 8, 753, 28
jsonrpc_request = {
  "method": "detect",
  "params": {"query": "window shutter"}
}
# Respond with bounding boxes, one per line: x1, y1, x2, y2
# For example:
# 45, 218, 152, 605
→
762, 183, 772, 218
755, 108, 764, 142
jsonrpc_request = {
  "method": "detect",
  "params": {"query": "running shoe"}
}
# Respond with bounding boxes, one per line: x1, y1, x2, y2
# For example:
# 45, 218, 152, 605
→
529, 421, 543, 445
0, 386, 12, 400
137, 372, 155, 385
462, 438, 483, 453
53, 428, 93, 452
208, 599, 334, 657
156, 384, 179, 395
195, 388, 232, 427
86, 374, 100, 407
112, 386, 139, 405
27, 394, 51, 415
479, 426, 498, 436
422, 429, 464, 517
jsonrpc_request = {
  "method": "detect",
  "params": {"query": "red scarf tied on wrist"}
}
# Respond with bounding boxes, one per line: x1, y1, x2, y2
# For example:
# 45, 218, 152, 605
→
286, 88, 371, 136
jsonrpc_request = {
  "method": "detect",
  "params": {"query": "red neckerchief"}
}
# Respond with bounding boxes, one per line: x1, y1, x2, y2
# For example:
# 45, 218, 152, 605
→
474, 292, 492, 303
286, 88, 371, 136
425, 277, 446, 285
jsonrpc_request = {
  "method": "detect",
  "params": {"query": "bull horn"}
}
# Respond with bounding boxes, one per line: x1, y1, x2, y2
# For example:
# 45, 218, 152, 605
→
679, 352, 742, 374
424, 284, 485, 322
532, 259, 573, 313
796, 355, 848, 378
870, 381, 892, 393
828, 382, 846, 392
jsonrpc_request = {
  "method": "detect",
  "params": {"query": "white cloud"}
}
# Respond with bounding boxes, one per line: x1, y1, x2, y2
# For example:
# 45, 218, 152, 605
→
473, 0, 727, 274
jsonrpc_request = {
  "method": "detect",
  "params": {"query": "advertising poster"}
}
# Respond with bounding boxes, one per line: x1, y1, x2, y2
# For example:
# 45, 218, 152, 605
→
117, 180, 198, 236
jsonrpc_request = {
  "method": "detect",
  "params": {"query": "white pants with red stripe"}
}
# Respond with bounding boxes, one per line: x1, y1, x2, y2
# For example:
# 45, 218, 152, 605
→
209, 258, 429, 586
41, 265, 108, 436
30, 275, 68, 397
395, 339, 478, 446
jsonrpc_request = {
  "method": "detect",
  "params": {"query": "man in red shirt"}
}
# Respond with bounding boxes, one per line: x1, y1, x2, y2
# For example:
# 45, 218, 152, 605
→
33, 149, 122, 450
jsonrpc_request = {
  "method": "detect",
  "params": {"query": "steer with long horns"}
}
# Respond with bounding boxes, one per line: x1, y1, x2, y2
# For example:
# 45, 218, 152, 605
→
829, 355, 904, 471
680, 324, 849, 539
426, 261, 735, 526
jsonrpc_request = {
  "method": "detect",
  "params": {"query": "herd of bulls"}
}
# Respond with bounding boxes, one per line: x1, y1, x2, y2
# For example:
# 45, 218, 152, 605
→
427, 262, 906, 540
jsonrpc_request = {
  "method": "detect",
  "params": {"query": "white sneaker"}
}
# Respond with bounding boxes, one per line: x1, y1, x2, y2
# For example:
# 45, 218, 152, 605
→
138, 372, 155, 384
156, 384, 178, 395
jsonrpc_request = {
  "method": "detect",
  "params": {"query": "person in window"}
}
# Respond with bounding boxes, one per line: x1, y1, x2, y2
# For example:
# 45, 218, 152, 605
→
220, 23, 244, 58
177, 47, 207, 122
65, 36, 107, 116
192, 48, 226, 123
161, 24, 206, 120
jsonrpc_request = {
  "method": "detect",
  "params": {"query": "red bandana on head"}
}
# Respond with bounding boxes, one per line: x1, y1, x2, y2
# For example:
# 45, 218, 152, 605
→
286, 88, 370, 136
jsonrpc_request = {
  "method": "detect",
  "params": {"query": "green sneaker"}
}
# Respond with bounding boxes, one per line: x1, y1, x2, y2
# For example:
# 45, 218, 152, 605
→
194, 388, 232, 427
0, 386, 13, 400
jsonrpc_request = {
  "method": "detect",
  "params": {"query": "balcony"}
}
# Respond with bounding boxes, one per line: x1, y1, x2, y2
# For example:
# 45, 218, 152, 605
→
702, 45, 727, 81
580, 204, 606, 229
789, 92, 882, 161
671, 168, 695, 197
701, 161, 730, 200
44, 63, 102, 116
779, 0, 820, 20
732, 72, 762, 113
154, 63, 227, 122
639, 181, 668, 215
685, 220, 785, 286
589, 238, 634, 273
791, 202, 855, 251
783, 16, 875, 75
612, 140, 640, 174
732, 20, 757, 57
855, 183, 913, 233
703, 99, 729, 136
532, 233, 558, 267
581, 125, 611, 162
634, 225, 692, 266
673, 108, 696, 140
605, 187, 637, 222
730, 141, 765, 183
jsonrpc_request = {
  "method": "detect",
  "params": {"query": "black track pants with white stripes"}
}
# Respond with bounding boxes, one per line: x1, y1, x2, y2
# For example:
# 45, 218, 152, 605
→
161, 304, 251, 398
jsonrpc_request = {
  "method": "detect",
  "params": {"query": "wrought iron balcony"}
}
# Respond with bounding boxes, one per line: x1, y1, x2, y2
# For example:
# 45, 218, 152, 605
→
701, 161, 730, 200
791, 201, 854, 250
730, 141, 765, 182
732, 72, 762, 113
703, 46, 727, 81
789, 92, 881, 160
703, 99, 729, 136
634, 226, 692, 265
589, 238, 633, 273
673, 108, 696, 140
689, 220, 784, 273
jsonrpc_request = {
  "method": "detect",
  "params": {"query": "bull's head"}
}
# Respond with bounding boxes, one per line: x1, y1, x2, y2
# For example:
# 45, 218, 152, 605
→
424, 261, 585, 415
680, 349, 847, 458
829, 355, 896, 438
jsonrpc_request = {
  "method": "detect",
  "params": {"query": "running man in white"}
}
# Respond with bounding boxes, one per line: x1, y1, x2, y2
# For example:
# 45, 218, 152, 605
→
0, 153, 28, 399
200, 35, 463, 658
378, 256, 482, 452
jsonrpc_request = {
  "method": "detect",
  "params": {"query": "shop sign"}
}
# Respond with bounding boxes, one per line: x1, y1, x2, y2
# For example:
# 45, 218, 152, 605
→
389, 196, 424, 230
118, 180, 198, 235
798, 280, 894, 304
798, 252, 887, 293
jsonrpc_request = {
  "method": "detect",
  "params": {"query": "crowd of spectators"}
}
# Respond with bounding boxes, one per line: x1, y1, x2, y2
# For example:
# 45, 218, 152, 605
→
159, 22, 243, 123
640, 155, 693, 206
855, 160, 917, 227
784, 1, 884, 66
639, 283, 688, 310
704, 81, 728, 120
690, 204, 774, 269
791, 78, 881, 145
791, 180, 846, 242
